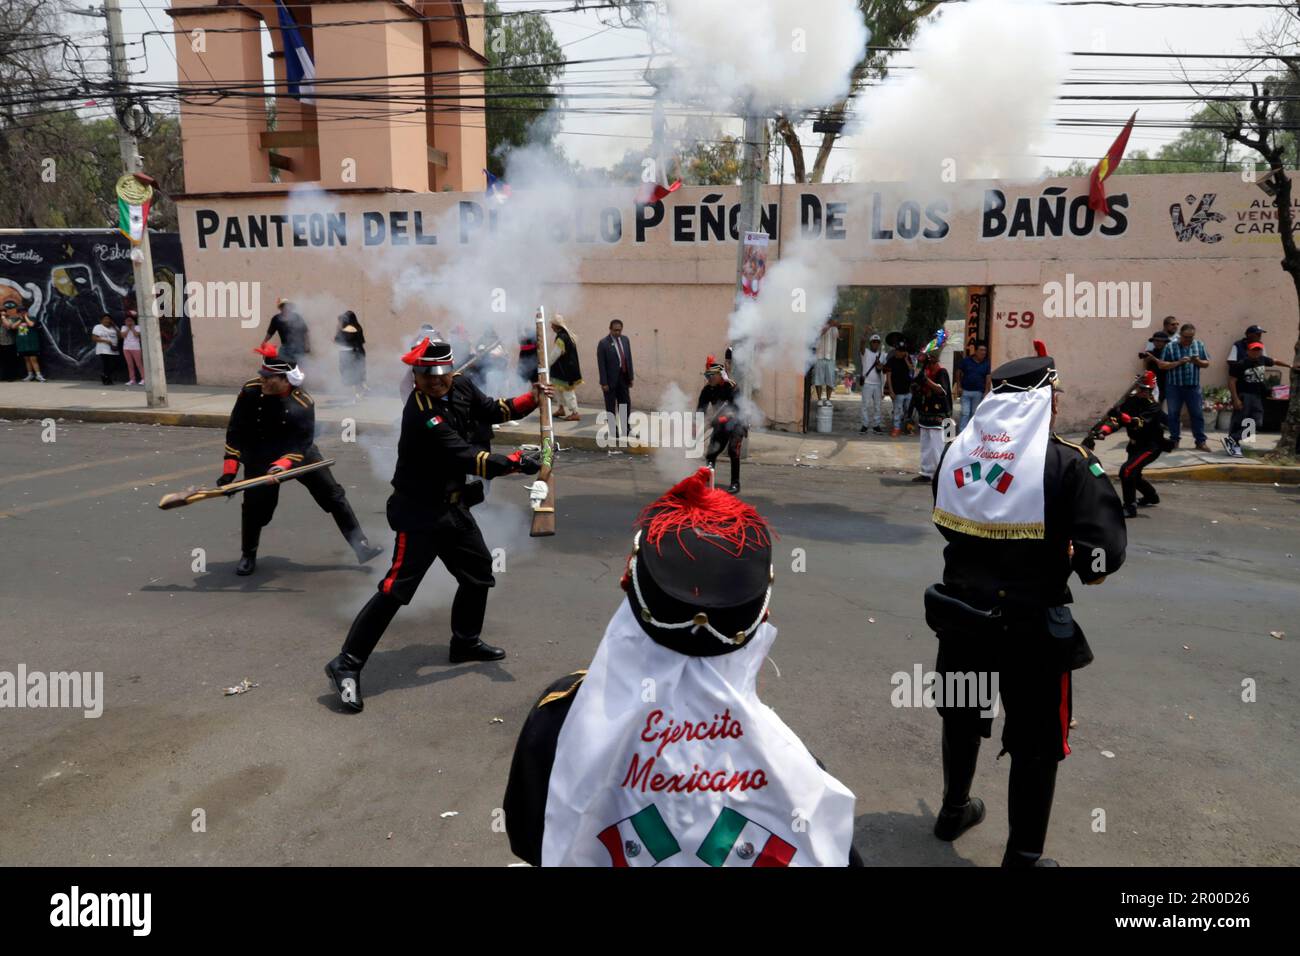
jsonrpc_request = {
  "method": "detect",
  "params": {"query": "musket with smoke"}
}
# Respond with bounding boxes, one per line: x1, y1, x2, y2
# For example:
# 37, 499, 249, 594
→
529, 307, 557, 537
157, 459, 337, 509
1081, 374, 1146, 450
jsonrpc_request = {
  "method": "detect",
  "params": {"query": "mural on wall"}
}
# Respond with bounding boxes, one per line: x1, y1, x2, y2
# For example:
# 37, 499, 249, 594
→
0, 231, 194, 383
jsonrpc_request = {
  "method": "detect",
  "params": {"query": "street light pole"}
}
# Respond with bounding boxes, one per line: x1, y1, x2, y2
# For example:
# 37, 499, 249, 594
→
732, 109, 767, 403
104, 0, 168, 406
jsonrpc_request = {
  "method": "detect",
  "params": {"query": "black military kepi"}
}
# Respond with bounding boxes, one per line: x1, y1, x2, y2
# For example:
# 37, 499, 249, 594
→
402, 336, 454, 373
623, 467, 773, 657
990, 341, 1058, 390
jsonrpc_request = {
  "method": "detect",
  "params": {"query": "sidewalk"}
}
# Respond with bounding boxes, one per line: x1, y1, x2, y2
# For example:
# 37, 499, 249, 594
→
1, 380, 1296, 483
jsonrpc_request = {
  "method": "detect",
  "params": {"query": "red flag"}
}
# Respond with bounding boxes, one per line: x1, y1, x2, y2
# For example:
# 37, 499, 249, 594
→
634, 179, 681, 205
1088, 111, 1137, 216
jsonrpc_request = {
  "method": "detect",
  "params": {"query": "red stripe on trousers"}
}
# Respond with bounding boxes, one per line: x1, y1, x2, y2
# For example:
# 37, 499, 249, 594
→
1122, 449, 1153, 479
381, 532, 407, 595
1059, 672, 1072, 758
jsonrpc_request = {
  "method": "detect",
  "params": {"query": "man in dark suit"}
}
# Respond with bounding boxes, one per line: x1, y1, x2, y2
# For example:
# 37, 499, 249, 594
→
596, 319, 633, 452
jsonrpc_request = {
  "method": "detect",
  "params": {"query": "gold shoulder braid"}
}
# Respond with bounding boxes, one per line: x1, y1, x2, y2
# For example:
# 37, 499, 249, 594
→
1052, 433, 1090, 459
537, 670, 587, 708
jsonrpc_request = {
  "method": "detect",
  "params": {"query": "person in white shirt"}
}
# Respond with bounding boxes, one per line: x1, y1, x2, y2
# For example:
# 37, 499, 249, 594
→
121, 310, 144, 386
813, 318, 839, 405
858, 333, 886, 433
91, 315, 120, 385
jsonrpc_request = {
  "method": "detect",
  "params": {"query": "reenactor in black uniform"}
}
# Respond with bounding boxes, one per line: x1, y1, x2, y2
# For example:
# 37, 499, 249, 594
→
324, 338, 547, 713
696, 356, 747, 494
503, 467, 860, 866
219, 346, 381, 576
1101, 371, 1173, 518
925, 348, 1126, 866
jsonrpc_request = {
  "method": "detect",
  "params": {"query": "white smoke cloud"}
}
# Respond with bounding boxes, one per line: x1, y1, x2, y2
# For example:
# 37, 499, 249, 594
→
726, 243, 844, 384
843, 0, 1067, 188
660, 0, 870, 112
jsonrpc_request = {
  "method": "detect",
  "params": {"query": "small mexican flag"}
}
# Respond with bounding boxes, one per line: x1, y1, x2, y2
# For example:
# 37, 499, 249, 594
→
984, 463, 1014, 494
117, 195, 150, 244
696, 807, 796, 867
953, 462, 981, 488
596, 805, 680, 867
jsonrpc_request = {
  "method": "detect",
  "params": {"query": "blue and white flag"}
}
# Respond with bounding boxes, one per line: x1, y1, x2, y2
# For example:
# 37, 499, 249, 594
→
275, 0, 316, 106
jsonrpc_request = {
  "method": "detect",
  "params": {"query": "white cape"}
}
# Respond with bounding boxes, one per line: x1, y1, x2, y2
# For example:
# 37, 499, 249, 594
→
933, 387, 1051, 540
541, 601, 856, 867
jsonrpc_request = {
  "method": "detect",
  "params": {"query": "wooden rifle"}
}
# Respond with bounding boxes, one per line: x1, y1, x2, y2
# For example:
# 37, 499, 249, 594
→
529, 308, 557, 536
158, 459, 337, 510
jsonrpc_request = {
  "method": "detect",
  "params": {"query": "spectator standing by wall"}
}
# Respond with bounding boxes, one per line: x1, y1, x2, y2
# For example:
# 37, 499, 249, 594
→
1158, 322, 1211, 451
335, 311, 367, 404
549, 313, 582, 422
121, 310, 144, 386
812, 318, 839, 406
91, 314, 120, 386
953, 342, 991, 432
858, 333, 886, 434
15, 309, 45, 381
1226, 342, 1290, 457
885, 339, 915, 438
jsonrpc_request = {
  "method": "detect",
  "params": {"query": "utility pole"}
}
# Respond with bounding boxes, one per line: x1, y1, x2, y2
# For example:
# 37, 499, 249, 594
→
103, 0, 168, 406
732, 110, 767, 402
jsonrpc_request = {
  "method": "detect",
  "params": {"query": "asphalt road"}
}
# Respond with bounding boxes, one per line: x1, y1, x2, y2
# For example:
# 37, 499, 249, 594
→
1, 420, 1297, 866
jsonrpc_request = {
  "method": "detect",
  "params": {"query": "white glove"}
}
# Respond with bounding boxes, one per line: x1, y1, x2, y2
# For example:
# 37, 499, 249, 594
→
527, 479, 549, 510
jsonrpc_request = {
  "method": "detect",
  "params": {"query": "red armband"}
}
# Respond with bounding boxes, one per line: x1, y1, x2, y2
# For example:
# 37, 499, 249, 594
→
271, 457, 293, 472
509, 391, 538, 416
222, 458, 239, 477
506, 449, 525, 471
717, 415, 729, 425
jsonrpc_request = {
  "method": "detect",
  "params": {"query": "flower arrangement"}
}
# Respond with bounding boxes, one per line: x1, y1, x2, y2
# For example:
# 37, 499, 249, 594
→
1203, 386, 1232, 412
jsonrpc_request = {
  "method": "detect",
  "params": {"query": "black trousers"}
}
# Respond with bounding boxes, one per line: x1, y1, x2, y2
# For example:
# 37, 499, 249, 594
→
602, 379, 631, 441
99, 353, 116, 385
342, 505, 496, 662
706, 424, 745, 486
1119, 442, 1161, 506
240, 452, 361, 555
934, 635, 1074, 762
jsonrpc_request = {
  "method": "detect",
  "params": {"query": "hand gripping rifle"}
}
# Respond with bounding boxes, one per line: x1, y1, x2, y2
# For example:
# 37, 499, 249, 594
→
528, 307, 557, 536
158, 459, 337, 509
1081, 373, 1145, 449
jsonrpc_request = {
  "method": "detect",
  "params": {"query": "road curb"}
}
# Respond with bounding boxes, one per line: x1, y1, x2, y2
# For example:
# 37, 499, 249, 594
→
1142, 463, 1300, 484
0, 406, 229, 429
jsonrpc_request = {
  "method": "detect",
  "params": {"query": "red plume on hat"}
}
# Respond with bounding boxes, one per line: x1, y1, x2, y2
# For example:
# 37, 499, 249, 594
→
253, 342, 279, 359
401, 337, 431, 366
1033, 339, 1048, 358
1140, 370, 1157, 389
636, 467, 770, 559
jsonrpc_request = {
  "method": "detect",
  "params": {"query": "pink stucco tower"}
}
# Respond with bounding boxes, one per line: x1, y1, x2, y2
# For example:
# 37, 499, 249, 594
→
167, 1, 488, 195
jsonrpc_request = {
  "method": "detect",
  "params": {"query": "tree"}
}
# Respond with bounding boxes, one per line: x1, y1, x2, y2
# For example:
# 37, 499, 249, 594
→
483, 0, 566, 177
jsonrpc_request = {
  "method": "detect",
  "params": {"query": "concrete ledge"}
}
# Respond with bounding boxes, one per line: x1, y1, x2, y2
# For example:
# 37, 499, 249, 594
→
0, 406, 229, 429
1147, 462, 1300, 484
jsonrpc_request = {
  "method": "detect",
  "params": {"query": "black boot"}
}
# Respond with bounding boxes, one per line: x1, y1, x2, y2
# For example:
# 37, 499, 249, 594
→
331, 502, 380, 564
324, 652, 365, 713
934, 725, 985, 841
1002, 756, 1060, 867
449, 637, 506, 663
1122, 503, 1137, 519
235, 552, 257, 576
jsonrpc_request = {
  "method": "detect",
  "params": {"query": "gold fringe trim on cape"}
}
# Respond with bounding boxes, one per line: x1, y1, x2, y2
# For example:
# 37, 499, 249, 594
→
932, 508, 1045, 540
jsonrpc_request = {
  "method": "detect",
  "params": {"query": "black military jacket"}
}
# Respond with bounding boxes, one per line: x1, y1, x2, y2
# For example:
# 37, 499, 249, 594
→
1118, 394, 1168, 447
223, 379, 318, 471
388, 374, 536, 527
932, 434, 1127, 611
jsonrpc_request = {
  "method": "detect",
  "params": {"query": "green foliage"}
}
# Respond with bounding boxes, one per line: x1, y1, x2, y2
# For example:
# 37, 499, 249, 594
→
483, 0, 567, 177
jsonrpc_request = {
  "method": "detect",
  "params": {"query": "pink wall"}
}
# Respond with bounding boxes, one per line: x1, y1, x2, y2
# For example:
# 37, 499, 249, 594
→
177, 174, 1300, 428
